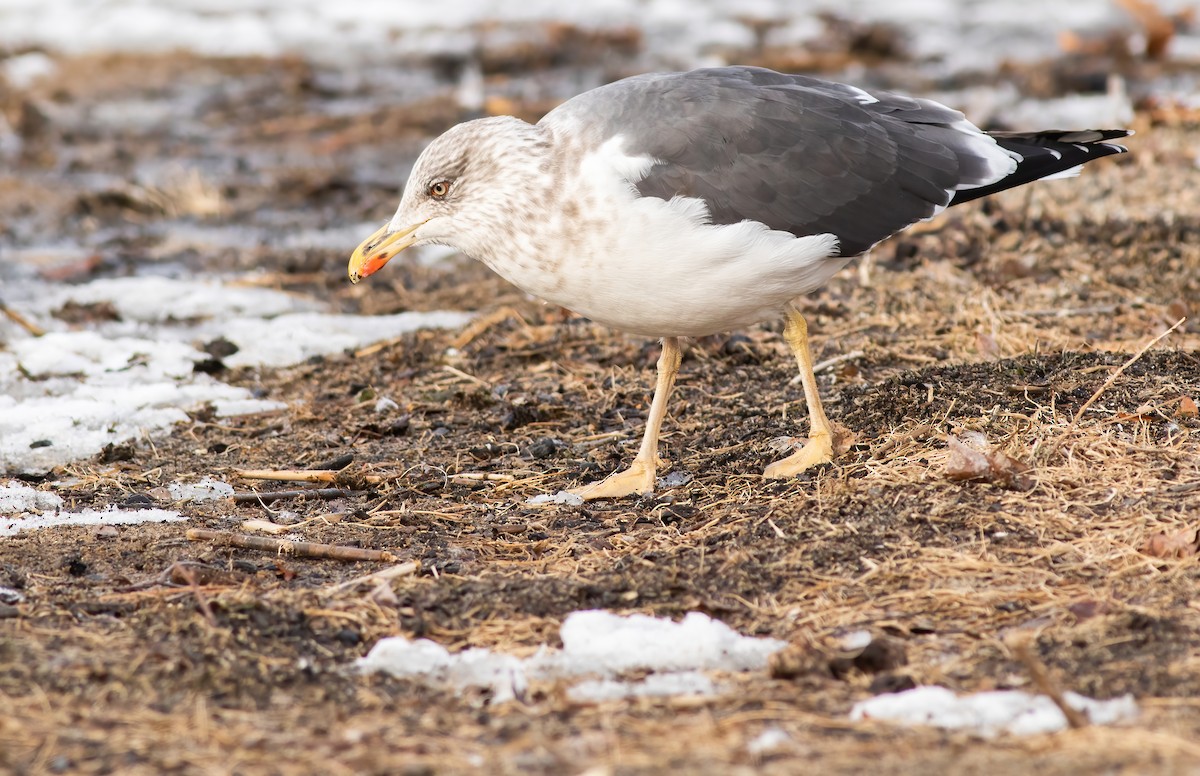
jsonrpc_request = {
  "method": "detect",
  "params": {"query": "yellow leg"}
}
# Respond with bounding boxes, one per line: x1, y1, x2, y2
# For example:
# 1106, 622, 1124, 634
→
570, 337, 682, 500
764, 306, 836, 479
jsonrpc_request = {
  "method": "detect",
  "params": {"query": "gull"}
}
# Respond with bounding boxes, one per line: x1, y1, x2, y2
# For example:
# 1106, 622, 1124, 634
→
348, 66, 1129, 500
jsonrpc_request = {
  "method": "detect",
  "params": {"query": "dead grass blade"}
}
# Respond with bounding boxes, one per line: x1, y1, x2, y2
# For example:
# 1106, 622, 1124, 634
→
1062, 317, 1186, 437
329, 561, 421, 593
0, 301, 46, 337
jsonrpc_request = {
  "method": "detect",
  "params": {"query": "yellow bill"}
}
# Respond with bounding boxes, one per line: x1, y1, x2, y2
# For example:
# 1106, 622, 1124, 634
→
348, 221, 426, 284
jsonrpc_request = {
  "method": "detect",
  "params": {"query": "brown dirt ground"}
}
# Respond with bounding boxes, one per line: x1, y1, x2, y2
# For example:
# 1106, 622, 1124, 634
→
3, 49, 1200, 775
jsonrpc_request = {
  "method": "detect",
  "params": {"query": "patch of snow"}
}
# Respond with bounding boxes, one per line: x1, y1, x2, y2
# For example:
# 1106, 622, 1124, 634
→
0, 481, 65, 514
168, 477, 234, 502
357, 633, 530, 704
526, 491, 585, 507
547, 610, 786, 675
850, 685, 1138, 737
208, 311, 472, 369
13, 330, 201, 380
1, 50, 57, 89
374, 396, 400, 413
657, 470, 692, 488
0, 348, 284, 474
840, 629, 874, 651
0, 275, 471, 475
44, 276, 313, 323
1, 505, 185, 536
359, 610, 787, 704
746, 726, 792, 757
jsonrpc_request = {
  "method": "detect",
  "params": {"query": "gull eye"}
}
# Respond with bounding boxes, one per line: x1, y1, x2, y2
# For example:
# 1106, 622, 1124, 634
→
428, 180, 451, 199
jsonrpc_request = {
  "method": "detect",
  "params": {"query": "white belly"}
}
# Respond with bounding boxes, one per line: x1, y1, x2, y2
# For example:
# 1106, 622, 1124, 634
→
477, 134, 847, 338
497, 195, 845, 338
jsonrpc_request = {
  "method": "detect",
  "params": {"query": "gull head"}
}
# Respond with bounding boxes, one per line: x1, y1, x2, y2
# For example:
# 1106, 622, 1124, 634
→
348, 116, 552, 283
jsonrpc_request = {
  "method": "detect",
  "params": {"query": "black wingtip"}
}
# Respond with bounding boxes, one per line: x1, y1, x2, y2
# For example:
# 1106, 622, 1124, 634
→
949, 127, 1131, 207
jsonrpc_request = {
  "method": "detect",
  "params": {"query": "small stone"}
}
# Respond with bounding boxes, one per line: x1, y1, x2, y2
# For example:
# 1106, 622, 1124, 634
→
121, 491, 156, 510
0, 603, 19, 619
868, 673, 917, 695
192, 357, 226, 374
98, 442, 136, 463
521, 437, 560, 460
374, 396, 400, 413
203, 337, 239, 359
94, 525, 119, 539
313, 453, 354, 471
829, 636, 908, 679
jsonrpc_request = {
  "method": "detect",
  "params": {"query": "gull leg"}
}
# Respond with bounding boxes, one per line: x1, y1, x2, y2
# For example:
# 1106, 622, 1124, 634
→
570, 337, 682, 500
764, 306, 836, 478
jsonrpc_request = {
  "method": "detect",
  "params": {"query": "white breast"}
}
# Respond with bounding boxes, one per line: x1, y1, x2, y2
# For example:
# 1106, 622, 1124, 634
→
487, 135, 847, 338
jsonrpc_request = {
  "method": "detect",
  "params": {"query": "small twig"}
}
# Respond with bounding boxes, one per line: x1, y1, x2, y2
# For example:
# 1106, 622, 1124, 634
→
1064, 317, 1186, 435
240, 519, 292, 535
329, 560, 421, 592
787, 350, 865, 384
232, 488, 357, 503
1011, 636, 1089, 729
872, 423, 934, 459
235, 468, 334, 483
186, 528, 397, 563
164, 561, 242, 587
233, 468, 382, 485
1015, 304, 1122, 319
448, 472, 517, 483
814, 349, 865, 374
0, 301, 46, 337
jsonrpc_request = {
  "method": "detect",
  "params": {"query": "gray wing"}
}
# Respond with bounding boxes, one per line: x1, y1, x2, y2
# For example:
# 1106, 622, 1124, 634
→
540, 66, 1016, 256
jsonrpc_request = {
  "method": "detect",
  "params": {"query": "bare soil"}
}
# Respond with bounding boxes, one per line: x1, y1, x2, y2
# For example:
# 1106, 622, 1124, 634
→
2, 46, 1200, 775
